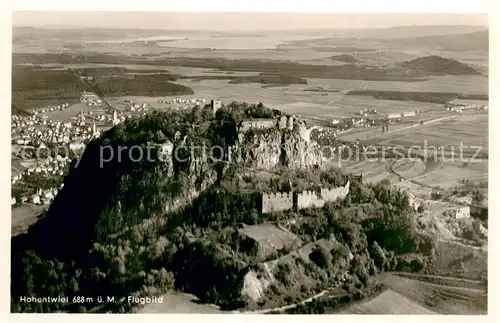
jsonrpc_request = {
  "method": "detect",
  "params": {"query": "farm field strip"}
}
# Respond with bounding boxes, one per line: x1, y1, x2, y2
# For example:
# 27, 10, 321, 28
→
394, 273, 485, 289
175, 79, 455, 119
339, 290, 438, 314
412, 173, 488, 189
45, 102, 110, 122
430, 241, 488, 281
327, 96, 445, 116
341, 160, 399, 183
373, 114, 488, 149
375, 274, 487, 315
308, 75, 488, 95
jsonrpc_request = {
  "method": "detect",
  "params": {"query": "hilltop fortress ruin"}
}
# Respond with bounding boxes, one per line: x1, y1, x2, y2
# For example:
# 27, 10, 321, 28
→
262, 181, 351, 213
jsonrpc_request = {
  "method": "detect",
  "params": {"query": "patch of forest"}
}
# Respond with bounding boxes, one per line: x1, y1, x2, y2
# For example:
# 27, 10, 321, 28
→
91, 74, 193, 97
400, 55, 482, 75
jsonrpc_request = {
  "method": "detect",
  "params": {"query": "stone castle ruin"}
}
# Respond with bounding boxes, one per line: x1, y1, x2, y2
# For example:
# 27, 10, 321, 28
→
239, 115, 295, 134
297, 190, 325, 209
321, 181, 350, 202
261, 192, 294, 213
238, 119, 276, 133
262, 181, 350, 213
211, 100, 222, 116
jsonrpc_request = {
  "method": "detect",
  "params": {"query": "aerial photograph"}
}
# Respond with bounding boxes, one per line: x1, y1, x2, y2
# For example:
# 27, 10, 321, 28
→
10, 11, 488, 314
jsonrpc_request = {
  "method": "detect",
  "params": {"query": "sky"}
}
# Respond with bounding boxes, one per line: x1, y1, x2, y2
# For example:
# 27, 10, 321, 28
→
12, 12, 488, 31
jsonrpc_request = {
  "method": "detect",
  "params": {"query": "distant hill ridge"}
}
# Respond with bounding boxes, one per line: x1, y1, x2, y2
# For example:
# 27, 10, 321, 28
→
400, 55, 482, 75
385, 30, 488, 51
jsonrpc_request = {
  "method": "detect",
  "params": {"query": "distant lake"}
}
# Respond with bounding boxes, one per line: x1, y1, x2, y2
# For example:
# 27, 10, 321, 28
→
158, 35, 324, 50
86, 34, 325, 50
86, 35, 185, 44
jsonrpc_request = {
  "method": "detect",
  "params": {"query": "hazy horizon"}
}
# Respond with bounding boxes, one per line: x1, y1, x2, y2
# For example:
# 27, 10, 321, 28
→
13, 12, 488, 31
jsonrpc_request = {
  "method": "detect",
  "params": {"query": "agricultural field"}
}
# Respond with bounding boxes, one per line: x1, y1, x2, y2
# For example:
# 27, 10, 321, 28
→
427, 241, 488, 281
173, 78, 450, 120
340, 154, 486, 189
44, 102, 109, 122
451, 98, 489, 106
339, 160, 399, 184
327, 95, 444, 115
372, 113, 489, 150
373, 273, 487, 314
308, 75, 488, 95
411, 161, 487, 189
339, 289, 437, 314
338, 123, 416, 142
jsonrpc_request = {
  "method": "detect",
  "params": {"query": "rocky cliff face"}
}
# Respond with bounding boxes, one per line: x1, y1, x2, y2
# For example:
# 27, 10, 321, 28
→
281, 131, 323, 169
229, 130, 323, 171
163, 160, 218, 214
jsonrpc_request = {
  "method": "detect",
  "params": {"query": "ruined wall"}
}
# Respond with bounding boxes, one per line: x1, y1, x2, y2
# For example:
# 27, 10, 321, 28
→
211, 100, 222, 115
321, 180, 350, 202
262, 192, 293, 213
296, 181, 350, 210
297, 190, 325, 209
239, 120, 276, 132
278, 116, 287, 129
454, 206, 471, 219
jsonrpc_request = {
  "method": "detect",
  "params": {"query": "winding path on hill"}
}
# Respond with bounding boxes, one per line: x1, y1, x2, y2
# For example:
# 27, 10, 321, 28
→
236, 290, 330, 314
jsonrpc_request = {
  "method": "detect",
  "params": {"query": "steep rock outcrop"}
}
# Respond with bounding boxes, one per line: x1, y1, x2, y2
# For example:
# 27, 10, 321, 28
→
281, 131, 323, 169
229, 129, 323, 171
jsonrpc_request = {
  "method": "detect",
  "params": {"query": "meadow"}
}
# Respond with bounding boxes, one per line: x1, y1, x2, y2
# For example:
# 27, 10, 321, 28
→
172, 78, 449, 119
373, 114, 489, 150
338, 160, 399, 184
412, 161, 488, 189
339, 289, 437, 314
308, 75, 488, 94
373, 273, 487, 314
44, 102, 109, 122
